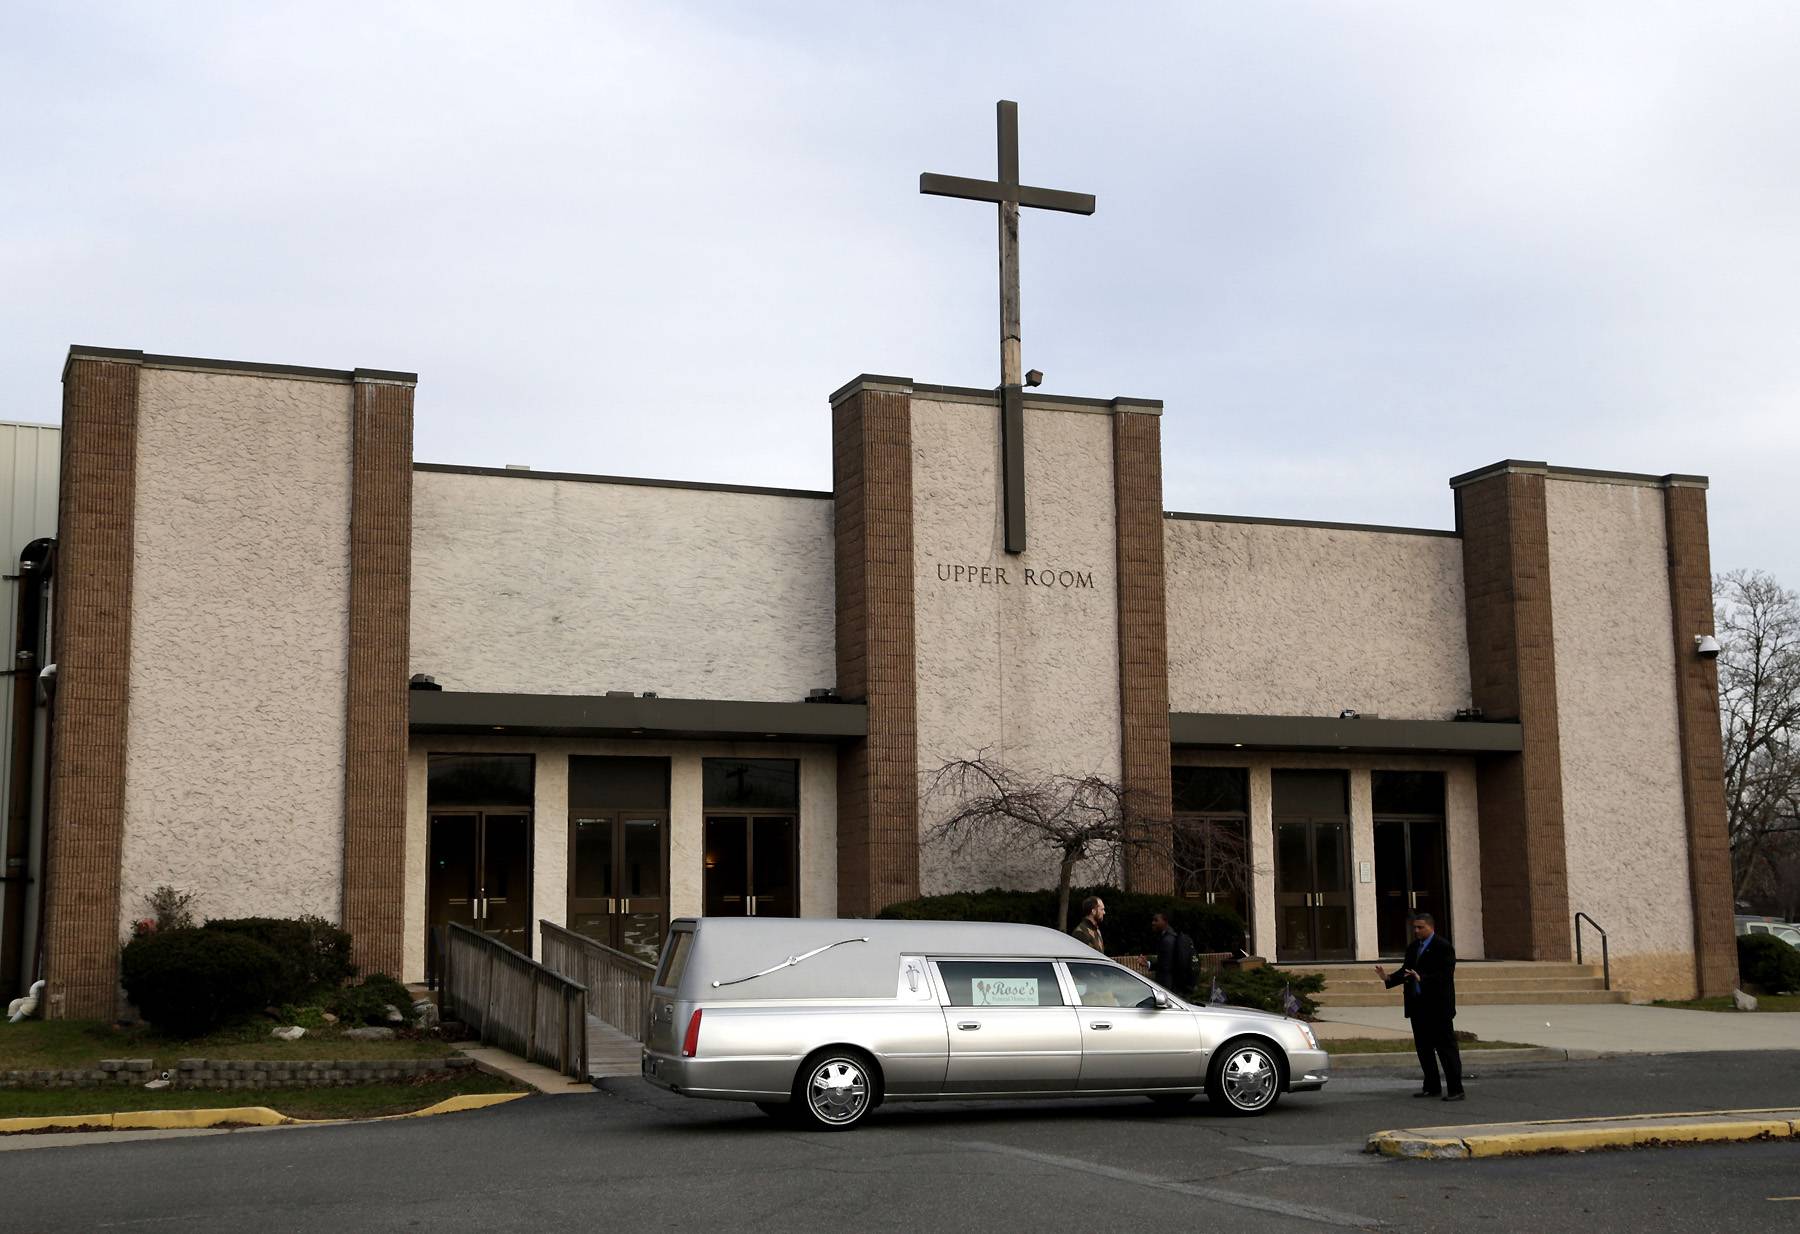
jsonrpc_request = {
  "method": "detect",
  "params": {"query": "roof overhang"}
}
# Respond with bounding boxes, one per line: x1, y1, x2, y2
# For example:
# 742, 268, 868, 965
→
1169, 712, 1523, 755
409, 691, 868, 743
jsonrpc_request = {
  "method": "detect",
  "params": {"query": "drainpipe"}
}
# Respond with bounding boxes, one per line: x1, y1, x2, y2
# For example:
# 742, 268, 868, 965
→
1, 538, 52, 998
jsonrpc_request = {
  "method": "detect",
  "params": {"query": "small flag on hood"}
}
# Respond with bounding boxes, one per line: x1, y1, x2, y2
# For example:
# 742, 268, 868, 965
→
1209, 977, 1227, 1006
1281, 983, 1302, 1017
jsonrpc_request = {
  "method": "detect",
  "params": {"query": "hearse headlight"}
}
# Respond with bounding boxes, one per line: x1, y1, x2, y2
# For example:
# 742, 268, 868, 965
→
1296, 1022, 1317, 1050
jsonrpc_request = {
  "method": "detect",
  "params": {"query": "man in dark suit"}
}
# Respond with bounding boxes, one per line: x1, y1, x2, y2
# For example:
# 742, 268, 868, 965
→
1373, 912, 1463, 1101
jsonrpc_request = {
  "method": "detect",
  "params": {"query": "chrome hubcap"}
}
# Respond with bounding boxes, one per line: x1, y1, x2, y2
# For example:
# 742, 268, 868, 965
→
806, 1058, 869, 1124
1221, 1048, 1277, 1110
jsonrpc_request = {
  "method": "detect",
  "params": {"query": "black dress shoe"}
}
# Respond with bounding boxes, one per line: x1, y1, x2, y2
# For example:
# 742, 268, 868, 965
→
1442, 1092, 1466, 1102
1413, 1090, 1441, 1098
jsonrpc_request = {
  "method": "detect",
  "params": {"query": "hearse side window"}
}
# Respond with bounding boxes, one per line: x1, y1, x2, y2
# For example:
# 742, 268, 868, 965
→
1065, 962, 1159, 1010
936, 961, 1065, 1007
656, 931, 694, 989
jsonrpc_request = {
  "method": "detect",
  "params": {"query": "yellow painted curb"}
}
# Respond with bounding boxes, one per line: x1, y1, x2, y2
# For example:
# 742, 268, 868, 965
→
0, 1091, 528, 1136
1369, 1108, 1800, 1160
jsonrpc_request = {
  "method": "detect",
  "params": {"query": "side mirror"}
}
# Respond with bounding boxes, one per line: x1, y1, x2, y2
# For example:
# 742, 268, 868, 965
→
1153, 991, 1171, 1010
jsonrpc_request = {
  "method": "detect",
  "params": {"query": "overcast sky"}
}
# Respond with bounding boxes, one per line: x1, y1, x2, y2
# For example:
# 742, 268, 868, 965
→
3, 3, 1796, 582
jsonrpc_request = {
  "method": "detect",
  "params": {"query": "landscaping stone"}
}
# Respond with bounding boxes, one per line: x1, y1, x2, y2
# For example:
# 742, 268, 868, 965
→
1733, 989, 1758, 1011
343, 1027, 396, 1041
271, 1026, 306, 1041
384, 1004, 406, 1023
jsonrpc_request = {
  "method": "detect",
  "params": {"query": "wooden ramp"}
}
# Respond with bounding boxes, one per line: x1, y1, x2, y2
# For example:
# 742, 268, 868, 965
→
587, 1015, 643, 1080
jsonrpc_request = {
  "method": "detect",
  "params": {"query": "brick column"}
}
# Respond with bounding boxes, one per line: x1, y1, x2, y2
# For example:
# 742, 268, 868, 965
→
1662, 479, 1739, 996
830, 377, 918, 916
340, 372, 416, 978
42, 349, 142, 1019
1453, 463, 1572, 961
1112, 403, 1173, 893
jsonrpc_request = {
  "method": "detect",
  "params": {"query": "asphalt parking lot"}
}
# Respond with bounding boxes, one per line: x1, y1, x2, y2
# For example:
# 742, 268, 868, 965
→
1, 1052, 1796, 1232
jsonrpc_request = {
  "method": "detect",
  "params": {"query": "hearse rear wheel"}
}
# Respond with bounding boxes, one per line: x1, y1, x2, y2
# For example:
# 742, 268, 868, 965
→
1206, 1039, 1284, 1116
793, 1048, 878, 1131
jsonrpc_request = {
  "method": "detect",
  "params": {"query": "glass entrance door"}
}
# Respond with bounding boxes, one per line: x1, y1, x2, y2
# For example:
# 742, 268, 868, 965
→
1375, 819, 1449, 956
703, 815, 796, 917
569, 812, 669, 964
1274, 820, 1353, 961
427, 810, 534, 972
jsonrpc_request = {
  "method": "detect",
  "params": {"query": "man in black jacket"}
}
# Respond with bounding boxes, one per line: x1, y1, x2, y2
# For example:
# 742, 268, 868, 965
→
1373, 913, 1463, 1101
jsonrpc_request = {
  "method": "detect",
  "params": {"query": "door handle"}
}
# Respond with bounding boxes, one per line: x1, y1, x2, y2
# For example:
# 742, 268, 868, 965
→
621, 898, 630, 913
1089, 1021, 1113, 1030
957, 1021, 980, 1031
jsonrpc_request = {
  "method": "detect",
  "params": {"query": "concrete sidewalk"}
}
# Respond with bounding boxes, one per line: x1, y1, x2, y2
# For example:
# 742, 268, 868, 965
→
1319, 1002, 1800, 1053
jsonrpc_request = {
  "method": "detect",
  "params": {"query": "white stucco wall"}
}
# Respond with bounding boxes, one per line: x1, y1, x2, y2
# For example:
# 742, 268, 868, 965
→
410, 470, 835, 702
1545, 477, 1694, 996
910, 397, 1123, 894
1166, 520, 1471, 721
119, 368, 352, 931
403, 738, 837, 983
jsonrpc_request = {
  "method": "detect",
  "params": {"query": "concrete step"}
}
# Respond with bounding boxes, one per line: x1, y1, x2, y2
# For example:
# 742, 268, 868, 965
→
1315, 988, 1632, 1007
1280, 962, 1604, 982
1314, 976, 1610, 994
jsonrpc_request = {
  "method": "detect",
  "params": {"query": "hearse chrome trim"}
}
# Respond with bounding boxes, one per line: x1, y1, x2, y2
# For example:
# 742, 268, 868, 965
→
710, 935, 871, 988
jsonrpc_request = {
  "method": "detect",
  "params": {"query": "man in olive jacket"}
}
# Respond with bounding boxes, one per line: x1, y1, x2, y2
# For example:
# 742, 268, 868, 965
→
1373, 913, 1463, 1101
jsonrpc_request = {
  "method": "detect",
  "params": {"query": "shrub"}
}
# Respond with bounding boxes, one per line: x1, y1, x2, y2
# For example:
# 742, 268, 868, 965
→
1738, 934, 1800, 994
202, 915, 354, 1002
141, 885, 198, 933
330, 973, 415, 1026
878, 885, 1246, 956
120, 928, 284, 1036
1208, 966, 1325, 1019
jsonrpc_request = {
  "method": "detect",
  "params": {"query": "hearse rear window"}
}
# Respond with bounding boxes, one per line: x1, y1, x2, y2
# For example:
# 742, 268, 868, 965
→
936, 961, 1065, 1007
656, 931, 694, 989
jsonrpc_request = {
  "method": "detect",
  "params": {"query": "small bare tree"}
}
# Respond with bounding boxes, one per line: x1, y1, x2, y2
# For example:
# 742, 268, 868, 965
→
1716, 569, 1800, 903
922, 755, 1163, 931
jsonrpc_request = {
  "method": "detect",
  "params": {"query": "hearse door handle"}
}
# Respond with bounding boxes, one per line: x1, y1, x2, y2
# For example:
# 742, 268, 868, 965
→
957, 1021, 980, 1031
1090, 1021, 1113, 1030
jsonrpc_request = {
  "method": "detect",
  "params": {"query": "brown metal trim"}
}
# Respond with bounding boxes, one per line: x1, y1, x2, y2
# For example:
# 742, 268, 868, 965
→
410, 691, 868, 741
1113, 409, 1173, 892
41, 358, 140, 1019
1449, 458, 1710, 491
413, 462, 832, 502
831, 385, 919, 915
1165, 511, 1459, 539
1169, 713, 1523, 754
1455, 469, 1572, 961
1662, 485, 1739, 995
65, 345, 417, 386
341, 377, 415, 980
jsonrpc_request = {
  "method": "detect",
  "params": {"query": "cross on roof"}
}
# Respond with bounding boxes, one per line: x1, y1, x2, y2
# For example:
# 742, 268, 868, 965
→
921, 101, 1096, 554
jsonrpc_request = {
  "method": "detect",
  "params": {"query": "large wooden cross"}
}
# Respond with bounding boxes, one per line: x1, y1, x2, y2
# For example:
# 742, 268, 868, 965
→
922, 100, 1096, 554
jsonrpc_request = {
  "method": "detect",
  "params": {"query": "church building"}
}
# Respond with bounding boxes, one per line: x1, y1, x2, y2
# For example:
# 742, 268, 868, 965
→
26, 341, 1737, 1019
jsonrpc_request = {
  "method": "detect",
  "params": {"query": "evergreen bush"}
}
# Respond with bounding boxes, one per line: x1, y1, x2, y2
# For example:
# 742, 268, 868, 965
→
202, 915, 355, 1003
1208, 966, 1324, 1018
1738, 934, 1800, 994
119, 928, 284, 1036
331, 973, 415, 1026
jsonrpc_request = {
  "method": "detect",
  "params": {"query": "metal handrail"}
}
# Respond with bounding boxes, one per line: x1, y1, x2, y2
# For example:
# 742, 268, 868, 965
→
1574, 912, 1610, 990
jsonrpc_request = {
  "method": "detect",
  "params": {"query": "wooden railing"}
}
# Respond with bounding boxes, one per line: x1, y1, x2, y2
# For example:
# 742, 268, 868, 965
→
442, 922, 589, 1078
540, 921, 657, 1042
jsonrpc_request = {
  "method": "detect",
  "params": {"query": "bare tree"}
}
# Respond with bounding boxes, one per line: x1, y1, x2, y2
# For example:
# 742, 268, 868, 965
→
1716, 569, 1800, 903
921, 755, 1163, 932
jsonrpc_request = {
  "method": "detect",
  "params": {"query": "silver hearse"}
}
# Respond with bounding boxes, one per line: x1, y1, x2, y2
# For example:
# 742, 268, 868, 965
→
641, 917, 1328, 1130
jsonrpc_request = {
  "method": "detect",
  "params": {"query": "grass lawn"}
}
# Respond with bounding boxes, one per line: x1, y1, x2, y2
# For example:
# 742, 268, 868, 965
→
0, 1019, 460, 1071
1652, 993, 1800, 1013
1322, 1036, 1540, 1054
0, 1071, 525, 1121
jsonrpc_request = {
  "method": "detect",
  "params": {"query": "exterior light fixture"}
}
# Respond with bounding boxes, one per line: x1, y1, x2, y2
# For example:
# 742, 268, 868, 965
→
1025, 369, 1044, 387
1338, 709, 1360, 720
408, 673, 442, 691
1695, 634, 1722, 660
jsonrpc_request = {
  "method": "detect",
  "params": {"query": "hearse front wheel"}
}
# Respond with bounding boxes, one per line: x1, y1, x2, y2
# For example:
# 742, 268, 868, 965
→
794, 1048, 878, 1131
1206, 1039, 1284, 1116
